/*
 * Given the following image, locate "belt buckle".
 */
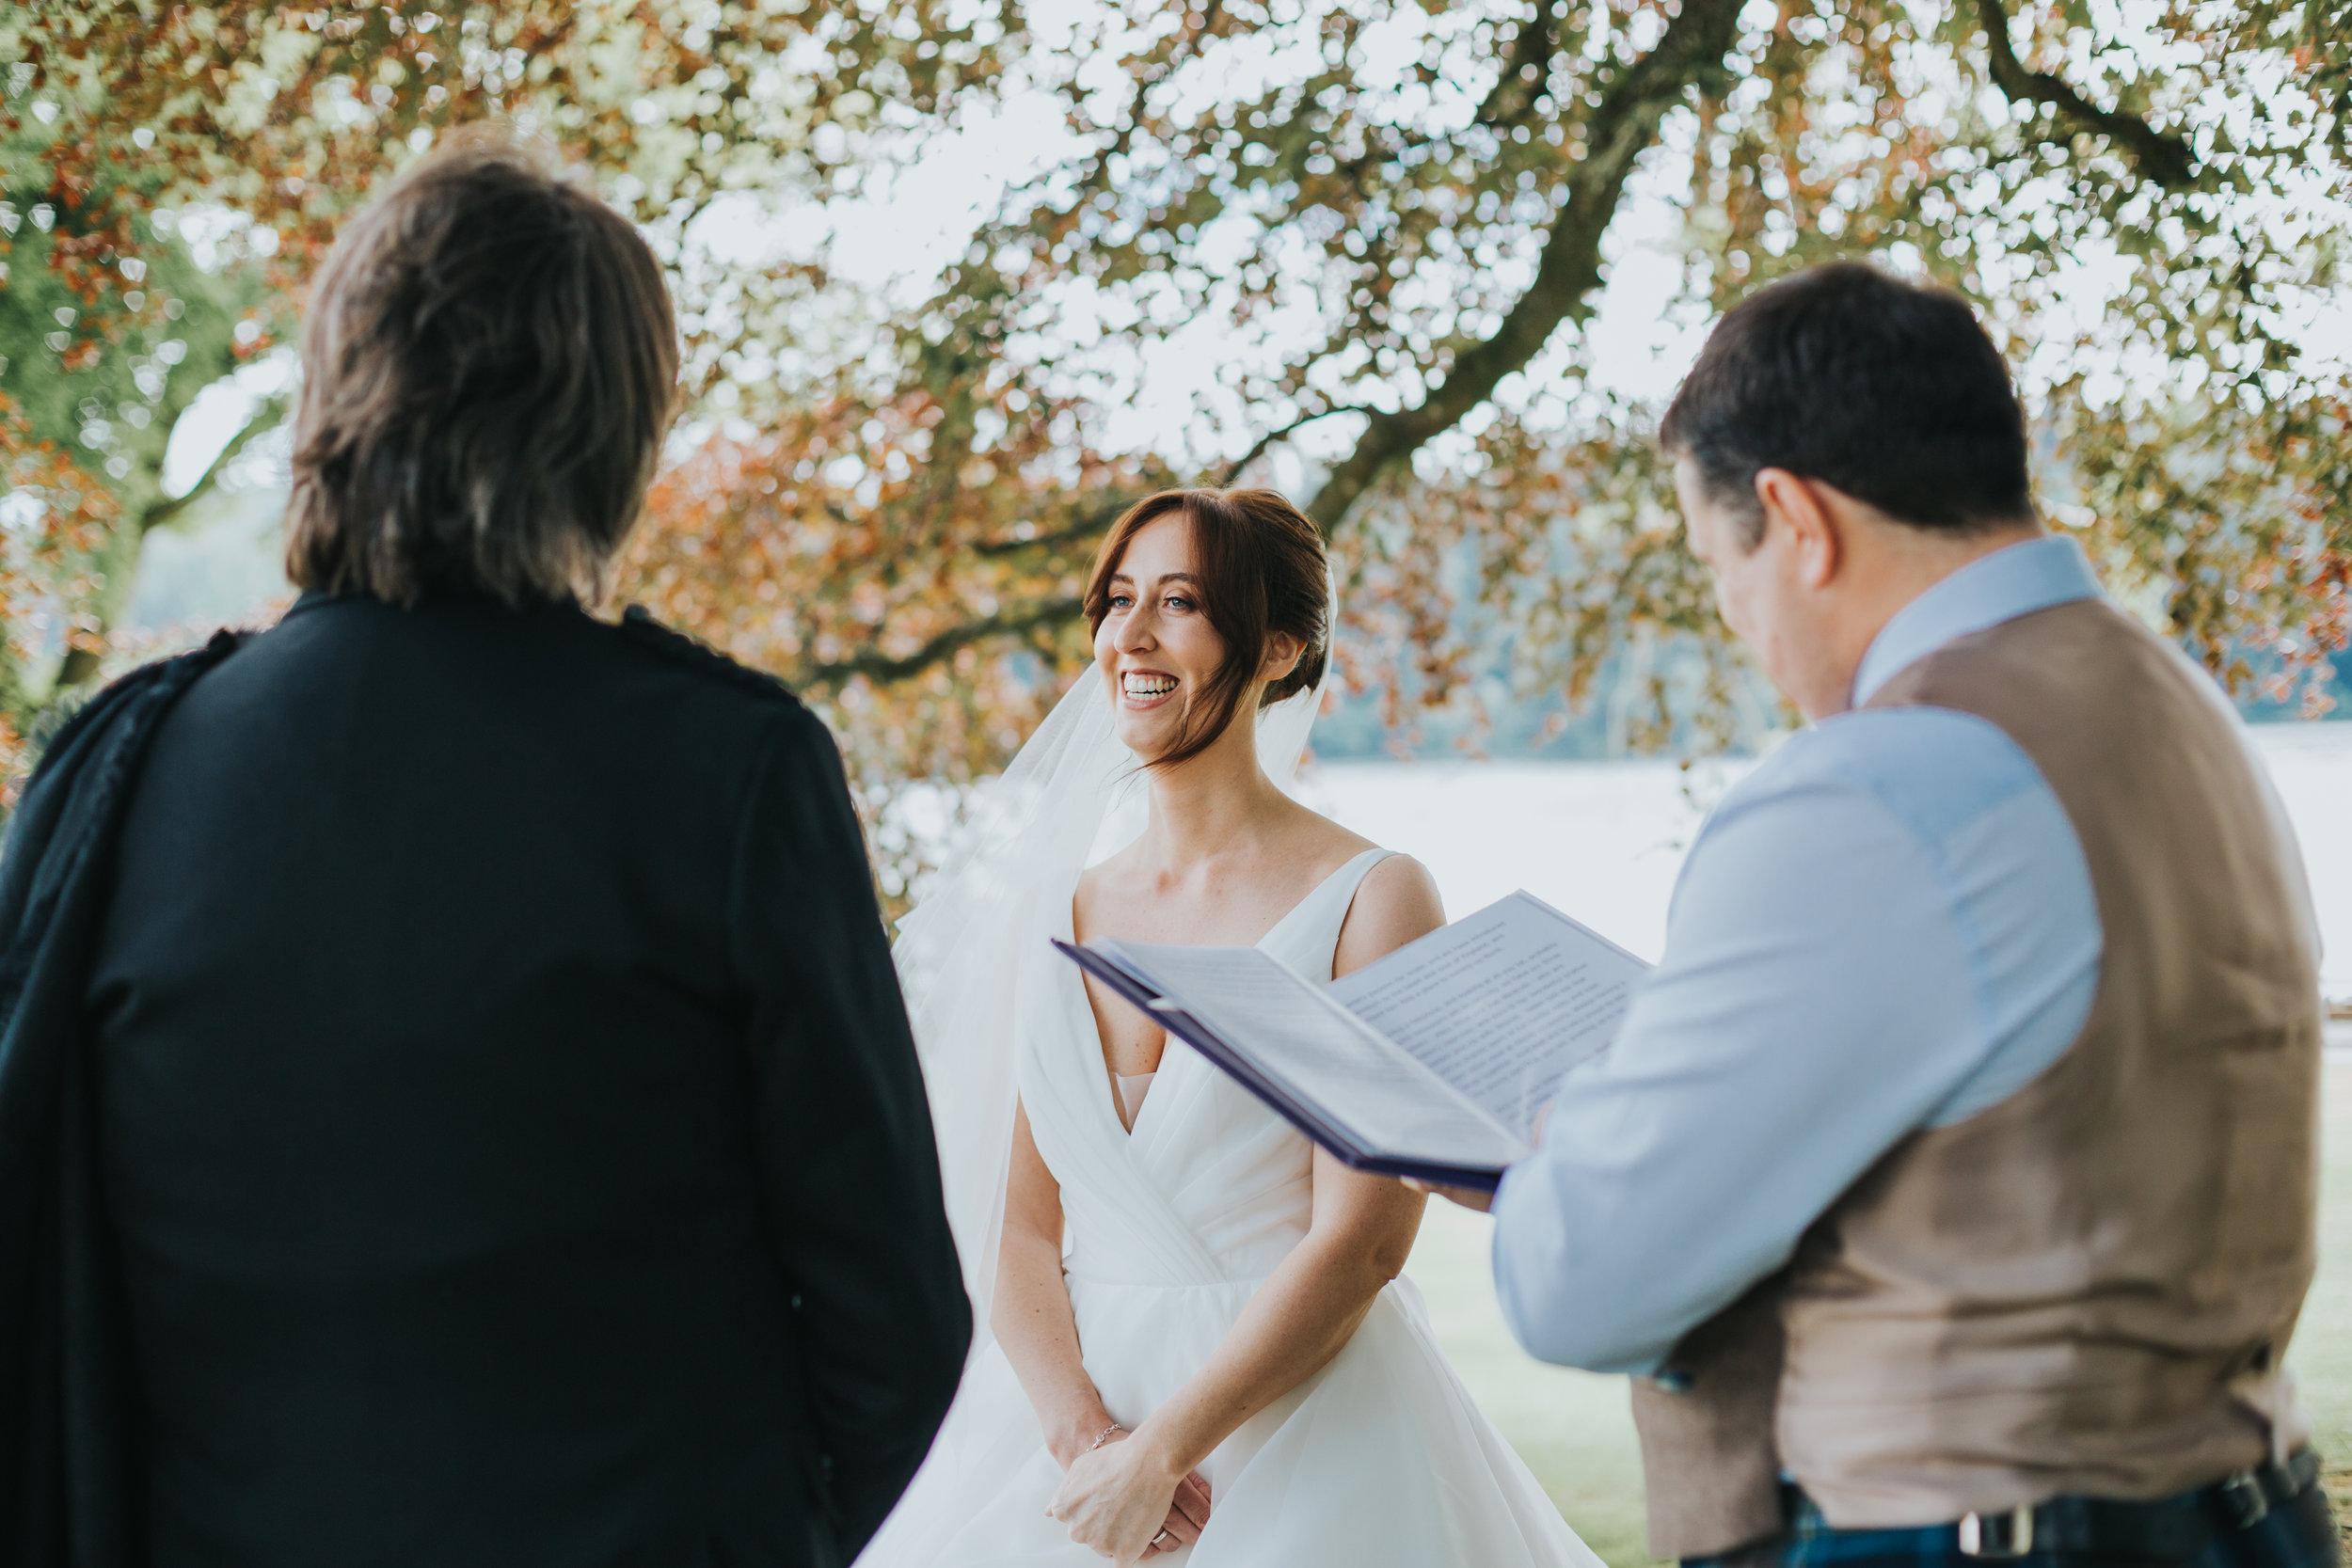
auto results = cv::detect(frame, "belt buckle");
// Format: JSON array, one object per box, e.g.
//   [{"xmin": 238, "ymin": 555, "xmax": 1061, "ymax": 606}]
[
  {"xmin": 2217, "ymin": 1471, "xmax": 2270, "ymax": 1528},
  {"xmin": 1958, "ymin": 1504, "xmax": 2036, "ymax": 1559}
]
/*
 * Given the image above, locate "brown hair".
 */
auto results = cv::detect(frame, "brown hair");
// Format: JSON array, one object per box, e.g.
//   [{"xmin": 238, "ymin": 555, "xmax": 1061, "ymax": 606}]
[
  {"xmin": 285, "ymin": 124, "xmax": 679, "ymax": 606},
  {"xmin": 1660, "ymin": 262, "xmax": 2032, "ymax": 548},
  {"xmin": 1083, "ymin": 487, "xmax": 1330, "ymax": 768}
]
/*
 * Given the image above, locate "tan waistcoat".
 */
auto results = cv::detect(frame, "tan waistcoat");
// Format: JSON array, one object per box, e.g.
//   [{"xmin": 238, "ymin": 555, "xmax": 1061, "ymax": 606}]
[{"xmin": 1630, "ymin": 597, "xmax": 2324, "ymax": 1560}]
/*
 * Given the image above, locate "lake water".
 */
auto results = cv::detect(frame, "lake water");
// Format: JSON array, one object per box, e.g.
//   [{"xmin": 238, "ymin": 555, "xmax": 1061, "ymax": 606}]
[{"xmin": 1297, "ymin": 721, "xmax": 2352, "ymax": 1026}]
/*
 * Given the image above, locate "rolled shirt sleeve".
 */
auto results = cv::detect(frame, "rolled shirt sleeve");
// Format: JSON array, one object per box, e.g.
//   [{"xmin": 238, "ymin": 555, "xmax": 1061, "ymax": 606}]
[{"xmin": 1490, "ymin": 707, "xmax": 2101, "ymax": 1374}]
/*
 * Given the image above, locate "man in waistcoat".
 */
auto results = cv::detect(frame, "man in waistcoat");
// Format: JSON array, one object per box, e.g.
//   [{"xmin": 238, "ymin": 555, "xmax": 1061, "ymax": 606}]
[{"xmin": 1460, "ymin": 263, "xmax": 2336, "ymax": 1566}]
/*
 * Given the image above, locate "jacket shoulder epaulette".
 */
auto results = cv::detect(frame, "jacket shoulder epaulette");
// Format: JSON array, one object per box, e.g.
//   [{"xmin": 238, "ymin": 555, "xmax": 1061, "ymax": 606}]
[{"xmin": 616, "ymin": 606, "xmax": 804, "ymax": 709}]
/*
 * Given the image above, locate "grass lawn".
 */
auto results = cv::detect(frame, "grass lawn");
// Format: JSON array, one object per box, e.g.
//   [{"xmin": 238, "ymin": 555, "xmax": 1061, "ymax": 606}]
[{"xmin": 1403, "ymin": 1060, "xmax": 2352, "ymax": 1565}]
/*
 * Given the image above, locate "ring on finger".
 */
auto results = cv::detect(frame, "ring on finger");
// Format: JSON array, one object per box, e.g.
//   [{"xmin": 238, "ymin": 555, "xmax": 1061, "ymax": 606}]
[{"xmin": 1152, "ymin": 1528, "xmax": 1175, "ymax": 1548}]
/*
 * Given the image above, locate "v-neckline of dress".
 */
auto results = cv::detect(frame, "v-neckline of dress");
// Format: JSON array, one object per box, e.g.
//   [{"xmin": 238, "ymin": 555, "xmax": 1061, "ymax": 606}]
[{"xmin": 1078, "ymin": 847, "xmax": 1389, "ymax": 1143}]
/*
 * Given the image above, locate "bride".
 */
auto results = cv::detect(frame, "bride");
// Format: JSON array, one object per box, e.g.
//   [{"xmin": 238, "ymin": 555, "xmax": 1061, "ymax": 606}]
[{"xmin": 860, "ymin": 488, "xmax": 1599, "ymax": 1568}]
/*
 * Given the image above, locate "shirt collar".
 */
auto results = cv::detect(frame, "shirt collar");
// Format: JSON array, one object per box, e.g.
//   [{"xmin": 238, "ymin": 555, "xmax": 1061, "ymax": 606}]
[{"xmin": 1851, "ymin": 534, "xmax": 2104, "ymax": 707}]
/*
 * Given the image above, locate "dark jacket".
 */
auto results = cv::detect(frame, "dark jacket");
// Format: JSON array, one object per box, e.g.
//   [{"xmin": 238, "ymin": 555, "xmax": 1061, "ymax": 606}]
[
  {"xmin": 0, "ymin": 629, "xmax": 247, "ymax": 1568},
  {"xmin": 65, "ymin": 593, "xmax": 965, "ymax": 1567}
]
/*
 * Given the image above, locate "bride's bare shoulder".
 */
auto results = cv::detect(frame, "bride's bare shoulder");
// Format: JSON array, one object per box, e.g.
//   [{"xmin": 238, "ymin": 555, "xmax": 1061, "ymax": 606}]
[
  {"xmin": 1072, "ymin": 838, "xmax": 1171, "ymax": 925},
  {"xmin": 1281, "ymin": 807, "xmax": 1433, "ymax": 910},
  {"xmin": 1285, "ymin": 801, "xmax": 1377, "ymax": 862},
  {"xmin": 1073, "ymin": 844, "xmax": 1140, "ymax": 907},
  {"xmin": 1331, "ymin": 850, "xmax": 1446, "ymax": 977}
]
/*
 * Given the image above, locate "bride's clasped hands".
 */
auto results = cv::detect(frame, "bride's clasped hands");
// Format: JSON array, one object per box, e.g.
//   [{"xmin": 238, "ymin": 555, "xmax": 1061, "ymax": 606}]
[{"xmin": 1044, "ymin": 1423, "xmax": 1211, "ymax": 1561}]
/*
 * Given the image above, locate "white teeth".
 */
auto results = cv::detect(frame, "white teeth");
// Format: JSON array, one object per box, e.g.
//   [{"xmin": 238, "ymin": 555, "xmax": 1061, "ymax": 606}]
[{"xmin": 1122, "ymin": 673, "xmax": 1177, "ymax": 698}]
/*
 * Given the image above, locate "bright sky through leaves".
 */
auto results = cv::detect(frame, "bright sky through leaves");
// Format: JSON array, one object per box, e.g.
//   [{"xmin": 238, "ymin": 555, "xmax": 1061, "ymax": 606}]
[{"xmin": 5, "ymin": 0, "xmax": 2347, "ymax": 890}]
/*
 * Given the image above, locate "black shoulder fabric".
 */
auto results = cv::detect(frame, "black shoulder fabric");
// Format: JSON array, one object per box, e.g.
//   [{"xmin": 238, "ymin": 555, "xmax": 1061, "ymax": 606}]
[
  {"xmin": 0, "ymin": 628, "xmax": 247, "ymax": 1568},
  {"xmin": 617, "ymin": 606, "xmax": 804, "ymax": 708}
]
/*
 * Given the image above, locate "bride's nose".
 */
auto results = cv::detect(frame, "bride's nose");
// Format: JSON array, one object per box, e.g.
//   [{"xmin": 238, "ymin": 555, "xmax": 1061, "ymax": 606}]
[{"xmin": 1117, "ymin": 609, "xmax": 1158, "ymax": 652}]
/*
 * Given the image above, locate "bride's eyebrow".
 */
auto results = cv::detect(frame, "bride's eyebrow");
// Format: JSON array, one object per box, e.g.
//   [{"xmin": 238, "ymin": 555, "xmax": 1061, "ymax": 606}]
[{"xmin": 1108, "ymin": 571, "xmax": 1200, "ymax": 588}]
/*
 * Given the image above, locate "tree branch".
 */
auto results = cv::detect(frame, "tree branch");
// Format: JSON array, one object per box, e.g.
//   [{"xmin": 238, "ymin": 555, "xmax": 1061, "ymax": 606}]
[
  {"xmin": 1975, "ymin": 0, "xmax": 2194, "ymax": 188},
  {"xmin": 50, "ymin": 391, "xmax": 294, "ymax": 694},
  {"xmin": 802, "ymin": 595, "xmax": 1085, "ymax": 687},
  {"xmin": 971, "ymin": 501, "xmax": 1130, "ymax": 558},
  {"xmin": 137, "ymin": 390, "xmax": 290, "ymax": 535},
  {"xmin": 1305, "ymin": 0, "xmax": 1742, "ymax": 535},
  {"xmin": 966, "ymin": 403, "xmax": 1375, "ymax": 563},
  {"xmin": 1474, "ymin": 0, "xmax": 1560, "ymax": 130},
  {"xmin": 802, "ymin": 0, "xmax": 1742, "ymax": 691},
  {"xmin": 1220, "ymin": 404, "xmax": 1376, "ymax": 485},
  {"xmin": 898, "ymin": 403, "xmax": 1381, "ymax": 683}
]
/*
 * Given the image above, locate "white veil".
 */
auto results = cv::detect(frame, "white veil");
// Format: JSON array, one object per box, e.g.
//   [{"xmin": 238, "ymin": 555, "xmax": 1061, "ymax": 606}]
[{"xmin": 891, "ymin": 668, "xmax": 1327, "ymax": 1333}]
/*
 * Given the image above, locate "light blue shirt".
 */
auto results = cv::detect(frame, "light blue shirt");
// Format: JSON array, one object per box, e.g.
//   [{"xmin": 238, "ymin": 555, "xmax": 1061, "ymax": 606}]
[{"xmin": 1490, "ymin": 536, "xmax": 2109, "ymax": 1374}]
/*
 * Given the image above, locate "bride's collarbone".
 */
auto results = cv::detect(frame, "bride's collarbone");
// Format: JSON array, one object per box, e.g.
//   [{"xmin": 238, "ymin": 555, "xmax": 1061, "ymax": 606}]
[
  {"xmin": 1074, "ymin": 841, "xmax": 1383, "ymax": 1084},
  {"xmin": 1072, "ymin": 841, "xmax": 1378, "ymax": 952}
]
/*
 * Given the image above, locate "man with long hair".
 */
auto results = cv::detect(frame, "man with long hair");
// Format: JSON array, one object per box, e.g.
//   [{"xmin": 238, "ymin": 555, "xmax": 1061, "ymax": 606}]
[{"xmin": 1, "ymin": 128, "xmax": 968, "ymax": 1567}]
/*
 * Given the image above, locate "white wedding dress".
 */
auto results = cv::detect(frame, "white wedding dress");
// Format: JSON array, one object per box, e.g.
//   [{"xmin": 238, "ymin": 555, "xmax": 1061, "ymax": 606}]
[{"xmin": 858, "ymin": 845, "xmax": 1602, "ymax": 1567}]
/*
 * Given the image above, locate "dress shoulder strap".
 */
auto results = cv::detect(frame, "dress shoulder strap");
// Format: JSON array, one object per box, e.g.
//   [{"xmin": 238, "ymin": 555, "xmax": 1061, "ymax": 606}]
[{"xmin": 1257, "ymin": 847, "xmax": 1396, "ymax": 984}]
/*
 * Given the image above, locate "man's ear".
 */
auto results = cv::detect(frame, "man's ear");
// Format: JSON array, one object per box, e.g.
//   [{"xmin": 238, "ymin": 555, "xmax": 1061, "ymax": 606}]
[{"xmin": 1752, "ymin": 467, "xmax": 1842, "ymax": 589}]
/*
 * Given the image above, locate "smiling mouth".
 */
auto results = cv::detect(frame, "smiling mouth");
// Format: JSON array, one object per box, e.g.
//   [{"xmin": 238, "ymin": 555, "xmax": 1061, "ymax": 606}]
[{"xmin": 1120, "ymin": 672, "xmax": 1179, "ymax": 706}]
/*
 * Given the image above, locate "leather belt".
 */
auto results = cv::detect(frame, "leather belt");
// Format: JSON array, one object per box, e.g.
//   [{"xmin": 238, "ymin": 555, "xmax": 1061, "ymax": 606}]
[{"xmin": 1955, "ymin": 1449, "xmax": 2324, "ymax": 1559}]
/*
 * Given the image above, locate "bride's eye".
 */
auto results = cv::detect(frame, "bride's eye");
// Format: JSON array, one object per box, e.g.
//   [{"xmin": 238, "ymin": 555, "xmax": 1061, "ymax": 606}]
[
  {"xmin": 1107, "ymin": 592, "xmax": 1135, "ymax": 610},
  {"xmin": 1165, "ymin": 594, "xmax": 1195, "ymax": 612}
]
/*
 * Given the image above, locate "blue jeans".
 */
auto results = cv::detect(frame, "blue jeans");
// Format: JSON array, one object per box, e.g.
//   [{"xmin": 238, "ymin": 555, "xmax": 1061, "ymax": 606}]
[{"xmin": 1687, "ymin": 1479, "xmax": 2341, "ymax": 1568}]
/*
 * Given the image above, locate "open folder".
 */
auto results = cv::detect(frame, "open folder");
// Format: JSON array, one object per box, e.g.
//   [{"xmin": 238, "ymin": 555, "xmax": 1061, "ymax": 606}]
[{"xmin": 1052, "ymin": 892, "xmax": 1649, "ymax": 1191}]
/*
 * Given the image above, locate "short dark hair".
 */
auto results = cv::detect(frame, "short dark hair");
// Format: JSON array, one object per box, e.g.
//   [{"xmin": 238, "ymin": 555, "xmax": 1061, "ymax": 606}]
[
  {"xmin": 286, "ymin": 125, "xmax": 679, "ymax": 606},
  {"xmin": 1659, "ymin": 262, "xmax": 2034, "ymax": 546},
  {"xmin": 1083, "ymin": 487, "xmax": 1330, "ymax": 769}
]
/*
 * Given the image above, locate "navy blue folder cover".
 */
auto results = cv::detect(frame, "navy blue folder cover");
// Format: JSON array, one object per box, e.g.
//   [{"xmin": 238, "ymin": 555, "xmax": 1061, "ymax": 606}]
[{"xmin": 1051, "ymin": 938, "xmax": 1506, "ymax": 1193}]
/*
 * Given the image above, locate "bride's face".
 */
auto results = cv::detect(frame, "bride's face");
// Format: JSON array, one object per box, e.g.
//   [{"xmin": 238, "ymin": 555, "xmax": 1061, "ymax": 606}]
[{"xmin": 1095, "ymin": 512, "xmax": 1227, "ymax": 758}]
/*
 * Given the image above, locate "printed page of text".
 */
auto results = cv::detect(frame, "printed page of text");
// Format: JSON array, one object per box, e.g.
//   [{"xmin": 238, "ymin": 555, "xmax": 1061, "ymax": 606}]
[
  {"xmin": 1104, "ymin": 942, "xmax": 1526, "ymax": 1172},
  {"xmin": 1327, "ymin": 893, "xmax": 1649, "ymax": 1141}
]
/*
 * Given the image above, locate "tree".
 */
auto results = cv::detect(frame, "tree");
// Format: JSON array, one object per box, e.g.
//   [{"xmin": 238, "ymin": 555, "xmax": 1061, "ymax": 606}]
[
  {"xmin": 0, "ymin": 0, "xmax": 1014, "ymax": 790},
  {"xmin": 612, "ymin": 0, "xmax": 2349, "ymax": 898},
  {"xmin": 1, "ymin": 56, "xmax": 277, "ymax": 788},
  {"xmin": 7, "ymin": 1, "xmax": 2349, "ymax": 868}
]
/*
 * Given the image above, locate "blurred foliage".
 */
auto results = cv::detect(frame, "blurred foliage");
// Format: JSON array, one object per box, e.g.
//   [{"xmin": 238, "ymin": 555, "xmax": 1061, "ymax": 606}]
[
  {"xmin": 2055, "ymin": 381, "xmax": 2350, "ymax": 713},
  {"xmin": 0, "ymin": 396, "xmax": 113, "ymax": 807},
  {"xmin": 0, "ymin": 0, "xmax": 1014, "ymax": 800},
  {"xmin": 623, "ymin": 0, "xmax": 2352, "ymax": 906},
  {"xmin": 1, "ymin": 1, "xmax": 2348, "ymax": 891},
  {"xmin": 0, "ymin": 67, "xmax": 265, "ymax": 796}
]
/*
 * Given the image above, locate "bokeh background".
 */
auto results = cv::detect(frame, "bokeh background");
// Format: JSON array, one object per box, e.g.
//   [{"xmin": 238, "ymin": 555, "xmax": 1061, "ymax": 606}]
[{"xmin": 5, "ymin": 1, "xmax": 2348, "ymax": 1556}]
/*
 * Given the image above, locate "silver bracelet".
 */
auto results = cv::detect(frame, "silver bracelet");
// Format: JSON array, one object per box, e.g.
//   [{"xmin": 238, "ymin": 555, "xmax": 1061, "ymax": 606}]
[{"xmin": 1089, "ymin": 1421, "xmax": 1124, "ymax": 1450}]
